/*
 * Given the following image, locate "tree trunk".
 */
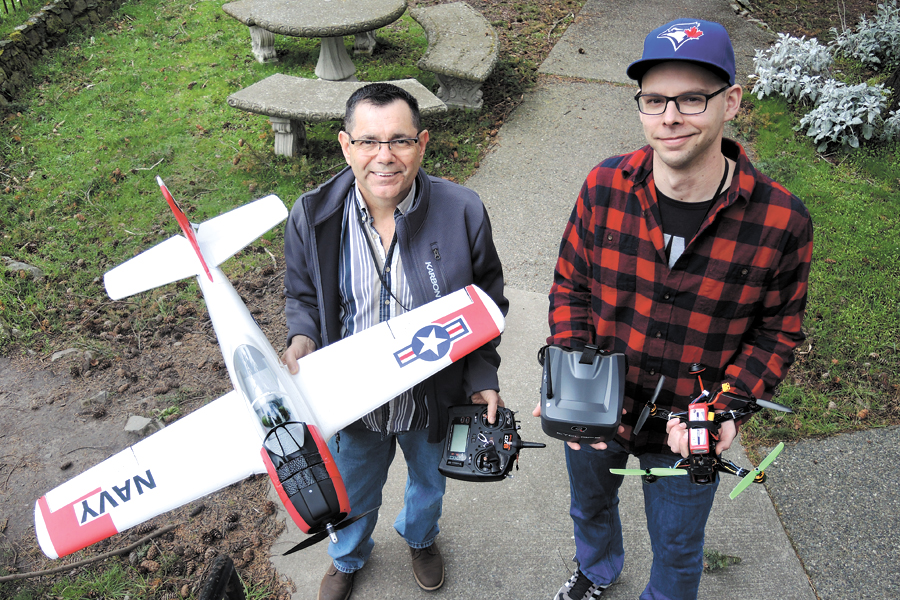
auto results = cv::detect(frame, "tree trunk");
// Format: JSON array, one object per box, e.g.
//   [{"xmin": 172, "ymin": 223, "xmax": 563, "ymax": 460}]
[{"xmin": 887, "ymin": 63, "xmax": 900, "ymax": 113}]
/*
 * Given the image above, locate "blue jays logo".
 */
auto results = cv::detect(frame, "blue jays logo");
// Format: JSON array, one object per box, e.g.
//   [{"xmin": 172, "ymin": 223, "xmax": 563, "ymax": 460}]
[
  {"xmin": 394, "ymin": 318, "xmax": 471, "ymax": 366},
  {"xmin": 657, "ymin": 22, "xmax": 704, "ymax": 51}
]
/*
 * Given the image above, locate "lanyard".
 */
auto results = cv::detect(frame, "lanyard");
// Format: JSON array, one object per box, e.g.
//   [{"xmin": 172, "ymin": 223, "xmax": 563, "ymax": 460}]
[{"xmin": 352, "ymin": 189, "xmax": 411, "ymax": 313}]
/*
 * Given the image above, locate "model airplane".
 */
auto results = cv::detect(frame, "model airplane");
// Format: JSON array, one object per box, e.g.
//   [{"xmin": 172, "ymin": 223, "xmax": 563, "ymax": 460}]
[
  {"xmin": 34, "ymin": 178, "xmax": 505, "ymax": 559},
  {"xmin": 613, "ymin": 364, "xmax": 790, "ymax": 499}
]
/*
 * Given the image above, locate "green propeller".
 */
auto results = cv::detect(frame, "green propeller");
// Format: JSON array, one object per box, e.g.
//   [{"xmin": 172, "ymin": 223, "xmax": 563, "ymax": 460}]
[
  {"xmin": 609, "ymin": 467, "xmax": 687, "ymax": 477},
  {"xmin": 729, "ymin": 442, "xmax": 785, "ymax": 499}
]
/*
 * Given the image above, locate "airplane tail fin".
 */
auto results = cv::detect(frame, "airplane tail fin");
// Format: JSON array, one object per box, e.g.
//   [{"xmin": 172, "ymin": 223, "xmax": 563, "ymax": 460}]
[{"xmin": 104, "ymin": 182, "xmax": 288, "ymax": 300}]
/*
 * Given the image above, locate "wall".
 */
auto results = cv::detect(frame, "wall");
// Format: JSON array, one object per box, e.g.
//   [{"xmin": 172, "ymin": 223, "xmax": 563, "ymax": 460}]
[{"xmin": 0, "ymin": 0, "xmax": 124, "ymax": 102}]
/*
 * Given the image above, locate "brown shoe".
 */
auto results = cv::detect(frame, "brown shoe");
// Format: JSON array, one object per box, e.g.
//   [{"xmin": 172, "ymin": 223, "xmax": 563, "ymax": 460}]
[
  {"xmin": 318, "ymin": 563, "xmax": 354, "ymax": 600},
  {"xmin": 409, "ymin": 542, "xmax": 444, "ymax": 591}
]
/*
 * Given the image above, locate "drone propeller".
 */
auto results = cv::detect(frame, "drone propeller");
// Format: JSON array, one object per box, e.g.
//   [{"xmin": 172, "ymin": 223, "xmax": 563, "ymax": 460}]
[
  {"xmin": 610, "ymin": 467, "xmax": 687, "ymax": 477},
  {"xmin": 754, "ymin": 398, "xmax": 793, "ymax": 413},
  {"xmin": 729, "ymin": 442, "xmax": 785, "ymax": 499},
  {"xmin": 282, "ymin": 505, "xmax": 381, "ymax": 555},
  {"xmin": 634, "ymin": 375, "xmax": 666, "ymax": 436},
  {"xmin": 717, "ymin": 388, "xmax": 793, "ymax": 414}
]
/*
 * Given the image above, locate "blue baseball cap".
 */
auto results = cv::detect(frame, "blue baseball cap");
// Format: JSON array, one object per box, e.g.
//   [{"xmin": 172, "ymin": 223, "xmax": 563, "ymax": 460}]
[{"xmin": 626, "ymin": 19, "xmax": 736, "ymax": 86}]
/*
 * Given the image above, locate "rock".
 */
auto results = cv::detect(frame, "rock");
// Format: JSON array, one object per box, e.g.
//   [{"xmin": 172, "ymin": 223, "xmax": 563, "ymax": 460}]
[
  {"xmin": 2, "ymin": 256, "xmax": 45, "ymax": 281},
  {"xmin": 124, "ymin": 415, "xmax": 164, "ymax": 436},
  {"xmin": 80, "ymin": 391, "xmax": 108, "ymax": 409},
  {"xmin": 51, "ymin": 348, "xmax": 81, "ymax": 362}
]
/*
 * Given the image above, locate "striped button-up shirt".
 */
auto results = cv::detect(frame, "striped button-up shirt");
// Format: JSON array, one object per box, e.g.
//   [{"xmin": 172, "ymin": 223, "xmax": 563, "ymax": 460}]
[
  {"xmin": 339, "ymin": 182, "xmax": 428, "ymax": 434},
  {"xmin": 548, "ymin": 140, "xmax": 813, "ymax": 455}
]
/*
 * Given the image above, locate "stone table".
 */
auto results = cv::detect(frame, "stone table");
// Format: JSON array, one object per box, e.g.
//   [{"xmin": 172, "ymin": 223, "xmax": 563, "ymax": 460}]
[{"xmin": 222, "ymin": 0, "xmax": 407, "ymax": 80}]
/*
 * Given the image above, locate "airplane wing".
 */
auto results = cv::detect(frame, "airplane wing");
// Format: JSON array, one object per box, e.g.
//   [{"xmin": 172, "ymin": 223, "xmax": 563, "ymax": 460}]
[
  {"xmin": 34, "ymin": 287, "xmax": 504, "ymax": 559},
  {"xmin": 34, "ymin": 391, "xmax": 264, "ymax": 560},
  {"xmin": 293, "ymin": 285, "xmax": 505, "ymax": 440}
]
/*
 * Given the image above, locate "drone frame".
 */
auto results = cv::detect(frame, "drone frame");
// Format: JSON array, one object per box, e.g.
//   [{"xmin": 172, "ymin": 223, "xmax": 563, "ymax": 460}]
[{"xmin": 614, "ymin": 365, "xmax": 790, "ymax": 498}]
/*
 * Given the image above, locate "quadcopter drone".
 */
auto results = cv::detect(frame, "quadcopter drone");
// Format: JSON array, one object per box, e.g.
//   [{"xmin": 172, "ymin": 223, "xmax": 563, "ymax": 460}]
[{"xmin": 611, "ymin": 364, "xmax": 790, "ymax": 499}]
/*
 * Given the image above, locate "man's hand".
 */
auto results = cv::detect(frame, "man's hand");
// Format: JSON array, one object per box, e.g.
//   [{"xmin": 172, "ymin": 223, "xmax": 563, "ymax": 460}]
[
  {"xmin": 666, "ymin": 415, "xmax": 739, "ymax": 458},
  {"xmin": 281, "ymin": 335, "xmax": 317, "ymax": 375},
  {"xmin": 532, "ymin": 403, "xmax": 624, "ymax": 451},
  {"xmin": 471, "ymin": 389, "xmax": 504, "ymax": 425}
]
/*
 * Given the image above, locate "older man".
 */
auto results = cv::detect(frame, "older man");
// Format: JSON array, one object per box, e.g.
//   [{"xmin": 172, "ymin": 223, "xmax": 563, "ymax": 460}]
[{"xmin": 282, "ymin": 82, "xmax": 507, "ymax": 600}]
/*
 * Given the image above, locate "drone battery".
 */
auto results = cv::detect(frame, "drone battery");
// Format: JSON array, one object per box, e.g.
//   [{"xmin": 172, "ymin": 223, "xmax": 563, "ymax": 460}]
[
  {"xmin": 688, "ymin": 404, "xmax": 710, "ymax": 454},
  {"xmin": 540, "ymin": 345, "xmax": 626, "ymax": 443}
]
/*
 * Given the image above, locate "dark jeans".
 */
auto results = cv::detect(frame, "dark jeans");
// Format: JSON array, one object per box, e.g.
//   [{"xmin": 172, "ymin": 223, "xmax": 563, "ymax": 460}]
[{"xmin": 565, "ymin": 440, "xmax": 719, "ymax": 600}]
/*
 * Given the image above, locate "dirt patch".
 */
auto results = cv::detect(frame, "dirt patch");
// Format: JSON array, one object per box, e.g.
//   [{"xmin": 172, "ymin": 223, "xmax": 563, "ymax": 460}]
[{"xmin": 0, "ymin": 261, "xmax": 296, "ymax": 598}]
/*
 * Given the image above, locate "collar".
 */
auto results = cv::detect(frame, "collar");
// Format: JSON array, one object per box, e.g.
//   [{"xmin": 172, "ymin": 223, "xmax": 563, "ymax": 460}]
[
  {"xmin": 623, "ymin": 139, "xmax": 754, "ymax": 208},
  {"xmin": 353, "ymin": 180, "xmax": 417, "ymax": 221}
]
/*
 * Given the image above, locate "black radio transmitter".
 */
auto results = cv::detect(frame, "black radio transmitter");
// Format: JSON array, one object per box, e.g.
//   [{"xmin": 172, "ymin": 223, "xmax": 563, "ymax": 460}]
[{"xmin": 438, "ymin": 405, "xmax": 545, "ymax": 482}]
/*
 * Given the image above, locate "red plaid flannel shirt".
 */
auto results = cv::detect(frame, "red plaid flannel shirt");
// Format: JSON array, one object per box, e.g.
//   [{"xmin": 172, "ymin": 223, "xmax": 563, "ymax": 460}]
[{"xmin": 548, "ymin": 140, "xmax": 813, "ymax": 455}]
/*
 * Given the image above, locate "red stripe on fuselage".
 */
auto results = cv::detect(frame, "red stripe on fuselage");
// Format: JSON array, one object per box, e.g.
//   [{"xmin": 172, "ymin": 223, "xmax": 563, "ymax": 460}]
[
  {"xmin": 262, "ymin": 447, "xmax": 311, "ymax": 532},
  {"xmin": 260, "ymin": 425, "xmax": 350, "ymax": 534},
  {"xmin": 308, "ymin": 425, "xmax": 350, "ymax": 515}
]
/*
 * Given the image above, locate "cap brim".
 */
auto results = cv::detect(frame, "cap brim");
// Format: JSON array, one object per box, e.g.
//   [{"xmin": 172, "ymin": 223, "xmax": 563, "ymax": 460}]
[{"xmin": 627, "ymin": 58, "xmax": 733, "ymax": 86}]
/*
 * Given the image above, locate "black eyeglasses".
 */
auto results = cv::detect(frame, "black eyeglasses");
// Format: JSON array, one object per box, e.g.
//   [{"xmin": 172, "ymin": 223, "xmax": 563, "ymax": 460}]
[
  {"xmin": 634, "ymin": 86, "xmax": 730, "ymax": 115},
  {"xmin": 347, "ymin": 135, "xmax": 421, "ymax": 154}
]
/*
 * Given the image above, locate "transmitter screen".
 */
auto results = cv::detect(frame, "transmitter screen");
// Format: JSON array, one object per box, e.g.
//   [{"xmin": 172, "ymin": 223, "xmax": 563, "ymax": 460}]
[{"xmin": 449, "ymin": 423, "xmax": 469, "ymax": 454}]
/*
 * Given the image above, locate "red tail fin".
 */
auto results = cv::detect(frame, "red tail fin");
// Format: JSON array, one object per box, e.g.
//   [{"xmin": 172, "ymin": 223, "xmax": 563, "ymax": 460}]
[{"xmin": 157, "ymin": 176, "xmax": 213, "ymax": 282}]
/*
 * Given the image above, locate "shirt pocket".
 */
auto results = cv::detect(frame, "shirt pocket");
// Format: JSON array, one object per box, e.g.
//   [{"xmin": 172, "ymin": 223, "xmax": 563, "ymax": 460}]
[
  {"xmin": 696, "ymin": 262, "xmax": 769, "ymax": 320},
  {"xmin": 596, "ymin": 227, "xmax": 639, "ymax": 293}
]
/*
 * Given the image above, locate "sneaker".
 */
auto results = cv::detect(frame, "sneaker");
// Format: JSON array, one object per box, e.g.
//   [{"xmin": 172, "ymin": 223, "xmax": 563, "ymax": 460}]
[
  {"xmin": 409, "ymin": 542, "xmax": 444, "ymax": 591},
  {"xmin": 554, "ymin": 568, "xmax": 607, "ymax": 600}
]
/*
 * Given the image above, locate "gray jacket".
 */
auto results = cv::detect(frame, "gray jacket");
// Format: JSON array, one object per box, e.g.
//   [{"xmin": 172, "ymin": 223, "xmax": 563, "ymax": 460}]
[{"xmin": 284, "ymin": 166, "xmax": 507, "ymax": 442}]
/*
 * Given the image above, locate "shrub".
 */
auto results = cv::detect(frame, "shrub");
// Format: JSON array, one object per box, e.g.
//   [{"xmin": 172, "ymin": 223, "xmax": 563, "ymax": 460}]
[
  {"xmin": 832, "ymin": 1, "xmax": 900, "ymax": 70},
  {"xmin": 881, "ymin": 109, "xmax": 900, "ymax": 140},
  {"xmin": 751, "ymin": 6, "xmax": 900, "ymax": 150},
  {"xmin": 797, "ymin": 80, "xmax": 888, "ymax": 150},
  {"xmin": 751, "ymin": 34, "xmax": 833, "ymax": 104}
]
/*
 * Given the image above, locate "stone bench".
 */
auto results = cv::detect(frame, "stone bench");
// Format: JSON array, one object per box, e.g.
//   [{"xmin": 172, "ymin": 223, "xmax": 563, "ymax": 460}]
[
  {"xmin": 409, "ymin": 2, "xmax": 499, "ymax": 110},
  {"xmin": 226, "ymin": 75, "xmax": 447, "ymax": 156}
]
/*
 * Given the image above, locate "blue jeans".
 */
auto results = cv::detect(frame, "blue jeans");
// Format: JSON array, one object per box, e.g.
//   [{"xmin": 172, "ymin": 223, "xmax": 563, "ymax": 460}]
[
  {"xmin": 326, "ymin": 426, "xmax": 446, "ymax": 573},
  {"xmin": 565, "ymin": 440, "xmax": 719, "ymax": 600}
]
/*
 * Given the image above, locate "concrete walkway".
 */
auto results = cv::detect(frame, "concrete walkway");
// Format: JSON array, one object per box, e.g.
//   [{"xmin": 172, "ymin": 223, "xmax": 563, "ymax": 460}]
[{"xmin": 270, "ymin": 1, "xmax": 899, "ymax": 598}]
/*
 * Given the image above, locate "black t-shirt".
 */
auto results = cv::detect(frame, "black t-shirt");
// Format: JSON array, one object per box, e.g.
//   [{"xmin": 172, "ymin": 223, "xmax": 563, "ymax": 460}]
[{"xmin": 657, "ymin": 189, "xmax": 715, "ymax": 268}]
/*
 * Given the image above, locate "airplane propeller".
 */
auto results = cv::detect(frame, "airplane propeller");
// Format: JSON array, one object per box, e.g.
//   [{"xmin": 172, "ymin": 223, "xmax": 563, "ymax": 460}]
[
  {"xmin": 282, "ymin": 505, "xmax": 381, "ymax": 555},
  {"xmin": 729, "ymin": 442, "xmax": 785, "ymax": 499}
]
